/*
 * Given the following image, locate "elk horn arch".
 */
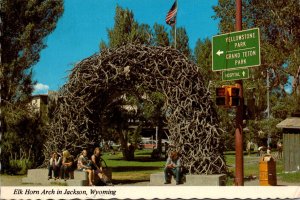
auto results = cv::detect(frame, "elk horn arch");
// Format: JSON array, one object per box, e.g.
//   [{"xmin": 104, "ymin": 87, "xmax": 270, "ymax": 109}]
[{"xmin": 44, "ymin": 44, "xmax": 227, "ymax": 174}]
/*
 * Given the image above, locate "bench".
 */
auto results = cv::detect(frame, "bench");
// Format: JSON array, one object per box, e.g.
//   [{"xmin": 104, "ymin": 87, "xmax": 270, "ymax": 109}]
[
  {"xmin": 150, "ymin": 172, "xmax": 226, "ymax": 186},
  {"xmin": 22, "ymin": 168, "xmax": 113, "ymax": 186},
  {"xmin": 22, "ymin": 168, "xmax": 88, "ymax": 186}
]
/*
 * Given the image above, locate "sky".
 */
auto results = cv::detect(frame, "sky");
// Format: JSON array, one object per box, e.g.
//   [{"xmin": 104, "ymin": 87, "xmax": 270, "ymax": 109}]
[{"xmin": 32, "ymin": 0, "xmax": 219, "ymax": 94}]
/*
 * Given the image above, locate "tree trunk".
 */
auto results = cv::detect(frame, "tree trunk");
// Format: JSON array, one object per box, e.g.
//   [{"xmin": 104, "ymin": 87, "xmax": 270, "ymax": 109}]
[{"xmin": 118, "ymin": 130, "xmax": 132, "ymax": 160}]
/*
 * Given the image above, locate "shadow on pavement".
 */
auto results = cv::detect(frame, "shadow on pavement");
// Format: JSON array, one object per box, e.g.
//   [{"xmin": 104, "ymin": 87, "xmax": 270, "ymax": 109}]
[
  {"xmin": 113, "ymin": 179, "xmax": 148, "ymax": 185},
  {"xmin": 112, "ymin": 166, "xmax": 162, "ymax": 172}
]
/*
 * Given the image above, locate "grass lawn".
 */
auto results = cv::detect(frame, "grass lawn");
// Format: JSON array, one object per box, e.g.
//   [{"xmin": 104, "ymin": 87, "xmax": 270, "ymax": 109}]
[
  {"xmin": 278, "ymin": 172, "xmax": 300, "ymax": 183},
  {"xmin": 224, "ymin": 151, "xmax": 300, "ymax": 185},
  {"xmin": 225, "ymin": 151, "xmax": 262, "ymax": 177},
  {"xmin": 102, "ymin": 149, "xmax": 165, "ymax": 184},
  {"xmin": 102, "ymin": 150, "xmax": 300, "ymax": 185},
  {"xmin": 2, "ymin": 149, "xmax": 298, "ymax": 186}
]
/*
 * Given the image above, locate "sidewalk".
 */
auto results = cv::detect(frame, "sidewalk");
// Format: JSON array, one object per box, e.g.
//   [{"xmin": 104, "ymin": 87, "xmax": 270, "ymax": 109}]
[
  {"xmin": 244, "ymin": 179, "xmax": 300, "ymax": 186},
  {"xmin": 1, "ymin": 174, "xmax": 300, "ymax": 186}
]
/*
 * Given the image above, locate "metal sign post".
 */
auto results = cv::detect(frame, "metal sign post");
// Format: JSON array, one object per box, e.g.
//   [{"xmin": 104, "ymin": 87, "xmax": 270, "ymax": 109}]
[{"xmin": 235, "ymin": 0, "xmax": 244, "ymax": 186}]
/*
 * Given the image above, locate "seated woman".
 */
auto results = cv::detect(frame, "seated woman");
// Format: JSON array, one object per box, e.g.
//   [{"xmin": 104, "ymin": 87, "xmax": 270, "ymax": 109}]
[
  {"xmin": 60, "ymin": 150, "xmax": 74, "ymax": 180},
  {"xmin": 48, "ymin": 151, "xmax": 61, "ymax": 180},
  {"xmin": 77, "ymin": 149, "xmax": 94, "ymax": 186},
  {"xmin": 164, "ymin": 151, "xmax": 182, "ymax": 185},
  {"xmin": 91, "ymin": 147, "xmax": 113, "ymax": 186}
]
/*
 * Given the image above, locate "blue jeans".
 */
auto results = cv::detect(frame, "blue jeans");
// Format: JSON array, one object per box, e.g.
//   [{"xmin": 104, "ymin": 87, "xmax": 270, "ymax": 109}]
[
  {"xmin": 164, "ymin": 167, "xmax": 180, "ymax": 183},
  {"xmin": 48, "ymin": 165, "xmax": 59, "ymax": 178}
]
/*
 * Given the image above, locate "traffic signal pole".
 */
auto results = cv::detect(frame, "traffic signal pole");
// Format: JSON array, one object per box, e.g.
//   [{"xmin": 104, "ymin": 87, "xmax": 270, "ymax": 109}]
[{"xmin": 235, "ymin": 0, "xmax": 244, "ymax": 186}]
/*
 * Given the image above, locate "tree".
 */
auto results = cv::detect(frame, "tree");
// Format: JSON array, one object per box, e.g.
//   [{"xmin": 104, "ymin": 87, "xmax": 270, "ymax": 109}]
[
  {"xmin": 213, "ymin": 0, "xmax": 300, "ymax": 115},
  {"xmin": 212, "ymin": 0, "xmax": 300, "ymax": 148},
  {"xmin": 1, "ymin": 0, "xmax": 63, "ymax": 172},
  {"xmin": 194, "ymin": 38, "xmax": 216, "ymax": 81},
  {"xmin": 100, "ymin": 5, "xmax": 152, "ymax": 50},
  {"xmin": 98, "ymin": 6, "xmax": 193, "ymax": 159},
  {"xmin": 98, "ymin": 6, "xmax": 155, "ymax": 160},
  {"xmin": 153, "ymin": 23, "xmax": 170, "ymax": 47},
  {"xmin": 171, "ymin": 27, "xmax": 191, "ymax": 57},
  {"xmin": 1, "ymin": 0, "xmax": 63, "ymax": 104}
]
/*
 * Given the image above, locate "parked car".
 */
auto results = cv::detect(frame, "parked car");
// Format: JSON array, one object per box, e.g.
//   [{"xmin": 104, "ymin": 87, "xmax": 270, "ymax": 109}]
[{"xmin": 139, "ymin": 140, "xmax": 156, "ymax": 149}]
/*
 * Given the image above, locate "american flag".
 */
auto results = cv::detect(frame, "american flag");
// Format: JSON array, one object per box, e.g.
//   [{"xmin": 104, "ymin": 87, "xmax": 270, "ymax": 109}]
[{"xmin": 165, "ymin": 1, "xmax": 177, "ymax": 26}]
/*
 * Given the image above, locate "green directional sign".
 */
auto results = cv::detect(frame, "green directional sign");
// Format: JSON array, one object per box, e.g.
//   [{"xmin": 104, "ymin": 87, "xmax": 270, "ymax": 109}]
[
  {"xmin": 212, "ymin": 28, "xmax": 260, "ymax": 71},
  {"xmin": 222, "ymin": 68, "xmax": 249, "ymax": 81}
]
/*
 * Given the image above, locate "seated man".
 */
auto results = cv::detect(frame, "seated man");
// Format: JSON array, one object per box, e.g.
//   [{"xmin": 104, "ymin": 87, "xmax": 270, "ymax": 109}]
[{"xmin": 164, "ymin": 151, "xmax": 182, "ymax": 185}]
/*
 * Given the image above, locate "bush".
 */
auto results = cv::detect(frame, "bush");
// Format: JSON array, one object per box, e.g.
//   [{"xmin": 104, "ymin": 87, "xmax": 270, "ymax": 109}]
[{"xmin": 8, "ymin": 159, "xmax": 32, "ymax": 175}]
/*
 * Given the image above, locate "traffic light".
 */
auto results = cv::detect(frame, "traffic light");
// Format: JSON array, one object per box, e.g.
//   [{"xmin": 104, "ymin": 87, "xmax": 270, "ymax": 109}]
[
  {"xmin": 228, "ymin": 87, "xmax": 240, "ymax": 106},
  {"xmin": 215, "ymin": 86, "xmax": 240, "ymax": 107},
  {"xmin": 216, "ymin": 87, "xmax": 227, "ymax": 106}
]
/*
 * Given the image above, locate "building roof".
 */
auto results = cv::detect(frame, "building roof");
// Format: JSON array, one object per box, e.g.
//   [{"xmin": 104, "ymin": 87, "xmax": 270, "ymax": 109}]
[
  {"xmin": 276, "ymin": 117, "xmax": 300, "ymax": 129},
  {"xmin": 31, "ymin": 94, "xmax": 48, "ymax": 99}
]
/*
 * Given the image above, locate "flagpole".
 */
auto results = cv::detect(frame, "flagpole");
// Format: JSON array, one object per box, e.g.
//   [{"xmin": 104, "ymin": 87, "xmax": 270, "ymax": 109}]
[
  {"xmin": 174, "ymin": 0, "xmax": 177, "ymax": 49},
  {"xmin": 174, "ymin": 23, "xmax": 177, "ymax": 49}
]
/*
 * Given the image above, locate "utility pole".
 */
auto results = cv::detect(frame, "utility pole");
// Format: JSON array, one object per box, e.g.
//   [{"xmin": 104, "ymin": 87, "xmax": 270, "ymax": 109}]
[
  {"xmin": 267, "ymin": 68, "xmax": 270, "ymax": 119},
  {"xmin": 235, "ymin": 0, "xmax": 244, "ymax": 186},
  {"xmin": 266, "ymin": 68, "xmax": 271, "ymax": 147}
]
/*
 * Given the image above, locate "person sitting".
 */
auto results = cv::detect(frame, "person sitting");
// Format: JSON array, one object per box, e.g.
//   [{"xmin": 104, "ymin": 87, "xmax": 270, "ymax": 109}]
[
  {"xmin": 128, "ymin": 143, "xmax": 135, "ymax": 160},
  {"xmin": 277, "ymin": 141, "xmax": 283, "ymax": 159},
  {"xmin": 267, "ymin": 147, "xmax": 271, "ymax": 155},
  {"xmin": 91, "ymin": 147, "xmax": 113, "ymax": 186},
  {"xmin": 48, "ymin": 151, "xmax": 61, "ymax": 180},
  {"xmin": 77, "ymin": 149, "xmax": 94, "ymax": 186},
  {"xmin": 258, "ymin": 146, "xmax": 266, "ymax": 157},
  {"xmin": 164, "ymin": 151, "xmax": 182, "ymax": 185},
  {"xmin": 60, "ymin": 150, "xmax": 74, "ymax": 181}
]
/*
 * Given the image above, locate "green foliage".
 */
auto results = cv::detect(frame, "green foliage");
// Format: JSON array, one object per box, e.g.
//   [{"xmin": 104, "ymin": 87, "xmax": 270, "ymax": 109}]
[
  {"xmin": 1, "ymin": 0, "xmax": 63, "ymax": 104},
  {"xmin": 98, "ymin": 6, "xmax": 192, "ymax": 158},
  {"xmin": 128, "ymin": 126, "xmax": 142, "ymax": 145},
  {"xmin": 1, "ymin": 0, "xmax": 63, "ymax": 172},
  {"xmin": 108, "ymin": 6, "xmax": 136, "ymax": 47},
  {"xmin": 251, "ymin": 118, "xmax": 282, "ymax": 146},
  {"xmin": 213, "ymin": 0, "xmax": 300, "ymax": 94},
  {"xmin": 1, "ymin": 104, "xmax": 49, "ymax": 172},
  {"xmin": 194, "ymin": 38, "xmax": 217, "ymax": 81},
  {"xmin": 171, "ymin": 27, "xmax": 191, "ymax": 57},
  {"xmin": 212, "ymin": 0, "xmax": 236, "ymax": 33},
  {"xmin": 8, "ymin": 159, "xmax": 32, "ymax": 175},
  {"xmin": 101, "ymin": 5, "xmax": 151, "ymax": 50},
  {"xmin": 271, "ymin": 95, "xmax": 294, "ymax": 119},
  {"xmin": 245, "ymin": 117, "xmax": 283, "ymax": 147},
  {"xmin": 153, "ymin": 23, "xmax": 169, "ymax": 47},
  {"xmin": 212, "ymin": 1, "xmax": 300, "ymax": 149},
  {"xmin": 217, "ymin": 108, "xmax": 235, "ymax": 150}
]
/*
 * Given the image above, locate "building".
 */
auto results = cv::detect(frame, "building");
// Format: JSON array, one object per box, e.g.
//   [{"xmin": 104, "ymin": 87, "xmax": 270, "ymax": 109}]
[
  {"xmin": 276, "ymin": 112, "xmax": 300, "ymax": 172},
  {"xmin": 30, "ymin": 94, "xmax": 48, "ymax": 117},
  {"xmin": 29, "ymin": 90, "xmax": 58, "ymax": 118}
]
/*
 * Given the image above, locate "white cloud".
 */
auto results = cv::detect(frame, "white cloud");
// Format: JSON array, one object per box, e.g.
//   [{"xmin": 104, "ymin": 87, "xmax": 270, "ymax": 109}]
[{"xmin": 33, "ymin": 83, "xmax": 49, "ymax": 94}]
